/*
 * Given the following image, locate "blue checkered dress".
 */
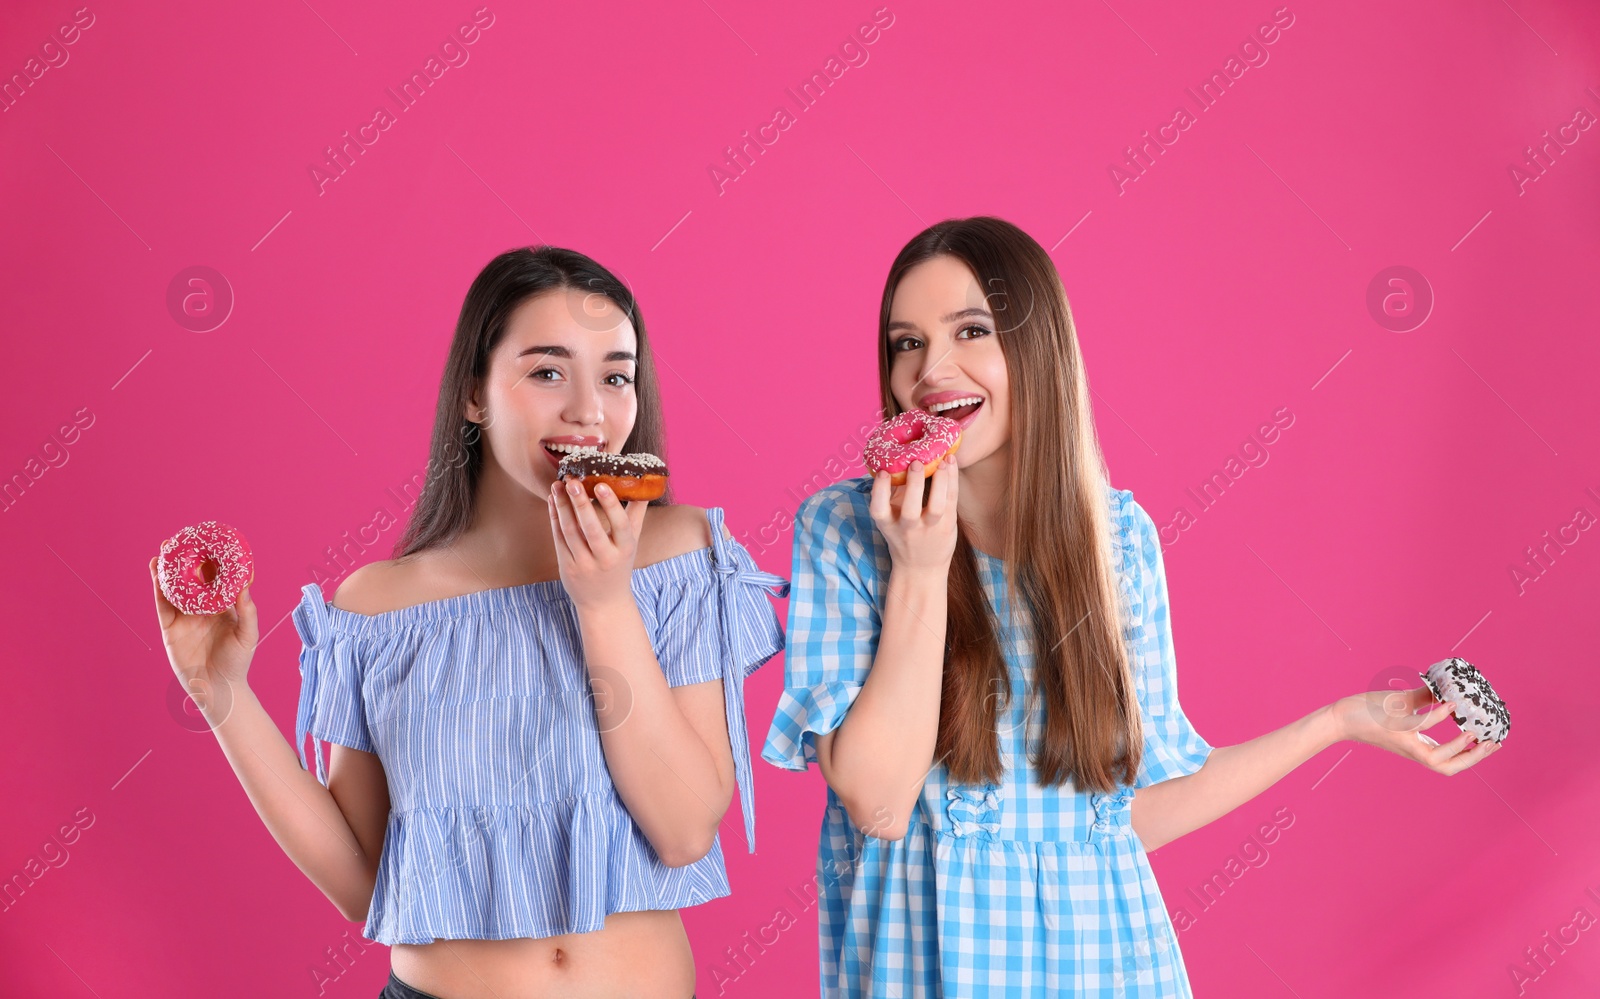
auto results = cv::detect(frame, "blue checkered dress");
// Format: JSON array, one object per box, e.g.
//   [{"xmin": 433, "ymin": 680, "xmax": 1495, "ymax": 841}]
[{"xmin": 760, "ymin": 478, "xmax": 1214, "ymax": 998}]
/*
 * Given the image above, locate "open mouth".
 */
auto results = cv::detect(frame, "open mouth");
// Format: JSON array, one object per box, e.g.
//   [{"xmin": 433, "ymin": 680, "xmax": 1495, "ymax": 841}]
[
  {"xmin": 923, "ymin": 396, "xmax": 984, "ymax": 424},
  {"xmin": 541, "ymin": 440, "xmax": 603, "ymax": 467}
]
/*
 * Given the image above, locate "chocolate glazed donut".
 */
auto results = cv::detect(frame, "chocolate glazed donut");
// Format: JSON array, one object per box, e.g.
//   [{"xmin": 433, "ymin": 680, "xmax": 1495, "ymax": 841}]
[{"xmin": 557, "ymin": 451, "xmax": 669, "ymax": 502}]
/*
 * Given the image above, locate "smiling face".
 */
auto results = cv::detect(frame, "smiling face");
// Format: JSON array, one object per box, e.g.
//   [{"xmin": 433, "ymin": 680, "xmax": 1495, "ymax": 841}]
[
  {"xmin": 885, "ymin": 254, "xmax": 1012, "ymax": 473},
  {"xmin": 467, "ymin": 287, "xmax": 640, "ymax": 498}
]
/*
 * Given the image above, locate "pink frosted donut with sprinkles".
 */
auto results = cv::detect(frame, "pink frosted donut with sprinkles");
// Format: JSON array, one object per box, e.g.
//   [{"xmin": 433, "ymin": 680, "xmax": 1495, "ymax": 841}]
[
  {"xmin": 863, "ymin": 410, "xmax": 963, "ymax": 486},
  {"xmin": 158, "ymin": 521, "xmax": 254, "ymax": 616}
]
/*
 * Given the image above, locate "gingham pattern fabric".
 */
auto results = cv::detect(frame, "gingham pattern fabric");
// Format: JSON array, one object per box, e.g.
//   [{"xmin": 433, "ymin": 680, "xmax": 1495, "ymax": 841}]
[
  {"xmin": 292, "ymin": 507, "xmax": 788, "ymax": 945},
  {"xmin": 760, "ymin": 479, "xmax": 1214, "ymax": 998}
]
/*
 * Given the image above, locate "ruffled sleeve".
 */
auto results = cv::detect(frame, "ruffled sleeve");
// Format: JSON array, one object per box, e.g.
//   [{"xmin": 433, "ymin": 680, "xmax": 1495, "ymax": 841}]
[
  {"xmin": 291, "ymin": 583, "xmax": 375, "ymax": 787},
  {"xmin": 760, "ymin": 481, "xmax": 881, "ymax": 775},
  {"xmin": 649, "ymin": 508, "xmax": 788, "ymax": 853},
  {"xmin": 1118, "ymin": 492, "xmax": 1215, "ymax": 788}
]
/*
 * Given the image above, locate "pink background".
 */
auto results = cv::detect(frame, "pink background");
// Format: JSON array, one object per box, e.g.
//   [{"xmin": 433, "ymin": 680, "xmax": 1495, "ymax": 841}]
[{"xmin": 3, "ymin": 0, "xmax": 1598, "ymax": 995}]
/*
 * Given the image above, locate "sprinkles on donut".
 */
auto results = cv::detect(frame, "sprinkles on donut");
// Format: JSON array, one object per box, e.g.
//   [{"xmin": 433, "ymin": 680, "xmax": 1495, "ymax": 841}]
[
  {"xmin": 558, "ymin": 450, "xmax": 669, "ymax": 503},
  {"xmin": 157, "ymin": 521, "xmax": 254, "ymax": 616},
  {"xmin": 863, "ymin": 410, "xmax": 963, "ymax": 486},
  {"xmin": 1420, "ymin": 656, "xmax": 1510, "ymax": 744}
]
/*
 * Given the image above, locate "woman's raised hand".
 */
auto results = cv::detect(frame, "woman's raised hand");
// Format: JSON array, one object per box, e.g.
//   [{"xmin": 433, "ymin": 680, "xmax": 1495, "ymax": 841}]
[
  {"xmin": 150, "ymin": 555, "xmax": 257, "ymax": 724},
  {"xmin": 869, "ymin": 454, "xmax": 960, "ymax": 574},
  {"xmin": 548, "ymin": 479, "xmax": 649, "ymax": 609},
  {"xmin": 1333, "ymin": 685, "xmax": 1502, "ymax": 776}
]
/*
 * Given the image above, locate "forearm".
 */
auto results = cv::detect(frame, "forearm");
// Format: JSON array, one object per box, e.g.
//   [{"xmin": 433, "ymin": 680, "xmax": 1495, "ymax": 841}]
[
  {"xmin": 207, "ymin": 682, "xmax": 374, "ymax": 919},
  {"xmin": 578, "ymin": 598, "xmax": 726, "ymax": 867},
  {"xmin": 824, "ymin": 569, "xmax": 947, "ymax": 838},
  {"xmin": 1131, "ymin": 702, "xmax": 1343, "ymax": 852}
]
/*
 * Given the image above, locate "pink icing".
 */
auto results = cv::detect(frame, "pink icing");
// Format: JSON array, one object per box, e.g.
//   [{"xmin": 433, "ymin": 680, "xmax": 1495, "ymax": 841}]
[
  {"xmin": 158, "ymin": 521, "xmax": 254, "ymax": 616},
  {"xmin": 863, "ymin": 411, "xmax": 962, "ymax": 475}
]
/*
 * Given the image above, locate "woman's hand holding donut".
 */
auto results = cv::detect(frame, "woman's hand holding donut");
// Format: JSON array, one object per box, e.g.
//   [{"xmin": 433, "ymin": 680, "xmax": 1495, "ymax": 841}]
[
  {"xmin": 869, "ymin": 452, "xmax": 960, "ymax": 574},
  {"xmin": 1333, "ymin": 686, "xmax": 1501, "ymax": 775},
  {"xmin": 549, "ymin": 478, "xmax": 649, "ymax": 610},
  {"xmin": 149, "ymin": 555, "xmax": 256, "ymax": 724}
]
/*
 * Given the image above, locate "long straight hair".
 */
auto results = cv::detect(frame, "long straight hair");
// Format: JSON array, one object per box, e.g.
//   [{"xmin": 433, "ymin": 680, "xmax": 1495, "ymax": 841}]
[
  {"xmin": 876, "ymin": 217, "xmax": 1143, "ymax": 792},
  {"xmin": 393, "ymin": 246, "xmax": 670, "ymax": 561}
]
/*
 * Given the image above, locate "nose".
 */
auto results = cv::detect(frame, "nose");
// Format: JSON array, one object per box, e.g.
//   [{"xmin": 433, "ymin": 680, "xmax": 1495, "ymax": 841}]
[
  {"xmin": 915, "ymin": 344, "xmax": 957, "ymax": 389},
  {"xmin": 561, "ymin": 379, "xmax": 604, "ymax": 428}
]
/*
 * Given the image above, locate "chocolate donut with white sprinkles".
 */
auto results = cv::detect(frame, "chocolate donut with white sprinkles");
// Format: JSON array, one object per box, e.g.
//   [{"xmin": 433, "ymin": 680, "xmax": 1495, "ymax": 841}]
[{"xmin": 557, "ymin": 451, "xmax": 669, "ymax": 502}]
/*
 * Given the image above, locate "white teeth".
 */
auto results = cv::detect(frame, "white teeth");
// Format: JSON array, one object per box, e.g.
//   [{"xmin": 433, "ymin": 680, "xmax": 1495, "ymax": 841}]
[
  {"xmin": 927, "ymin": 397, "xmax": 982, "ymax": 413},
  {"xmin": 545, "ymin": 443, "xmax": 601, "ymax": 454}
]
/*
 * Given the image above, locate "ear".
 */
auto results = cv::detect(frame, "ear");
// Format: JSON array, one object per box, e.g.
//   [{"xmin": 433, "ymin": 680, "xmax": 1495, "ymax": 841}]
[{"xmin": 464, "ymin": 382, "xmax": 484, "ymax": 424}]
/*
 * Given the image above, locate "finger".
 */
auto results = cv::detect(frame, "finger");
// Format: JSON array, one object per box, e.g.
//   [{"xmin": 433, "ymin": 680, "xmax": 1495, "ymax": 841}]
[
  {"xmin": 553, "ymin": 483, "xmax": 593, "ymax": 562},
  {"xmin": 558, "ymin": 483, "xmax": 599, "ymax": 563},
  {"xmin": 567, "ymin": 480, "xmax": 613, "ymax": 553},
  {"xmin": 1439, "ymin": 736, "xmax": 1497, "ymax": 776},
  {"xmin": 1419, "ymin": 699, "xmax": 1457, "ymax": 730},
  {"xmin": 1425, "ymin": 727, "xmax": 1475, "ymax": 768},
  {"xmin": 593, "ymin": 484, "xmax": 631, "ymax": 541},
  {"xmin": 626, "ymin": 498, "xmax": 648, "ymax": 538},
  {"xmin": 150, "ymin": 556, "xmax": 178, "ymax": 630},
  {"xmin": 235, "ymin": 577, "xmax": 259, "ymax": 645},
  {"xmin": 1402, "ymin": 685, "xmax": 1437, "ymax": 711},
  {"xmin": 869, "ymin": 470, "xmax": 892, "ymax": 524},
  {"xmin": 926, "ymin": 460, "xmax": 950, "ymax": 521},
  {"xmin": 900, "ymin": 461, "xmax": 927, "ymax": 522},
  {"xmin": 547, "ymin": 485, "xmax": 578, "ymax": 563}
]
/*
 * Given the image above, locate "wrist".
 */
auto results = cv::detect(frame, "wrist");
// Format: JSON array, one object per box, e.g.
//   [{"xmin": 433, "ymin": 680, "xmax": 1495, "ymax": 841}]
[
  {"xmin": 202, "ymin": 677, "xmax": 254, "ymax": 733},
  {"xmin": 888, "ymin": 564, "xmax": 949, "ymax": 592},
  {"xmin": 572, "ymin": 590, "xmax": 640, "ymax": 623},
  {"xmin": 1315, "ymin": 700, "xmax": 1347, "ymax": 748}
]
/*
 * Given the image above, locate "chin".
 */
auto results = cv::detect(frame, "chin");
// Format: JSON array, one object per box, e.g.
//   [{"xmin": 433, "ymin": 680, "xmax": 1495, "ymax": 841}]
[{"xmin": 955, "ymin": 439, "xmax": 1001, "ymax": 469}]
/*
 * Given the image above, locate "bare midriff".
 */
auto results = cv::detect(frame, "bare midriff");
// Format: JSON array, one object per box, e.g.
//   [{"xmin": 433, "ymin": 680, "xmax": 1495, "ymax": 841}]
[{"xmin": 390, "ymin": 910, "xmax": 695, "ymax": 999}]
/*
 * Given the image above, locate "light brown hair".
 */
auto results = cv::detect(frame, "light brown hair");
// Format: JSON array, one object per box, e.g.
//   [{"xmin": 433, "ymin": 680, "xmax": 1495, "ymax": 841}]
[{"xmin": 876, "ymin": 216, "xmax": 1142, "ymax": 792}]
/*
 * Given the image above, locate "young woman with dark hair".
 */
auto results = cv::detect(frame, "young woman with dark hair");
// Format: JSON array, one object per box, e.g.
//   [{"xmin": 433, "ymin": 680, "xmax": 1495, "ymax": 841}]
[
  {"xmin": 761, "ymin": 216, "xmax": 1499, "ymax": 997},
  {"xmin": 152, "ymin": 246, "xmax": 786, "ymax": 998}
]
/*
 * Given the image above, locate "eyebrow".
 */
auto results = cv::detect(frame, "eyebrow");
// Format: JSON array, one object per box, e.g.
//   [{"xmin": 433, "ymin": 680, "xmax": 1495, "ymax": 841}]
[
  {"xmin": 516, "ymin": 345, "xmax": 636, "ymax": 363},
  {"xmin": 886, "ymin": 307, "xmax": 994, "ymax": 334}
]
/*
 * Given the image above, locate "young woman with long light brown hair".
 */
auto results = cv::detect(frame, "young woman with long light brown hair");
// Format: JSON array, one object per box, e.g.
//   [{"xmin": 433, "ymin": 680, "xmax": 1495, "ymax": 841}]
[{"xmin": 761, "ymin": 216, "xmax": 1499, "ymax": 998}]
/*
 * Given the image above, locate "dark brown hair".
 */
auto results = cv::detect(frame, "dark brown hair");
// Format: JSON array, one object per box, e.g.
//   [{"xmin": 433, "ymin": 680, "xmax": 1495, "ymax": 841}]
[
  {"xmin": 876, "ymin": 216, "xmax": 1143, "ymax": 792},
  {"xmin": 393, "ymin": 246, "xmax": 670, "ymax": 560}
]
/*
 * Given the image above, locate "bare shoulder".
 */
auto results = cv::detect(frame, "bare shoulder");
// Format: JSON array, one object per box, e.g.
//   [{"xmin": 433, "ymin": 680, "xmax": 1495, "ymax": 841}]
[
  {"xmin": 330, "ymin": 557, "xmax": 429, "ymax": 615},
  {"xmin": 637, "ymin": 503, "xmax": 716, "ymax": 566}
]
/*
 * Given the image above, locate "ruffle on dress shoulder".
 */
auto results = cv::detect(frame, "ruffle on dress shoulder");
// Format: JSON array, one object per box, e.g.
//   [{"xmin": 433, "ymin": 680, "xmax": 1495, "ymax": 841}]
[
  {"xmin": 1111, "ymin": 487, "xmax": 1216, "ymax": 790},
  {"xmin": 648, "ymin": 508, "xmax": 788, "ymax": 853},
  {"xmin": 291, "ymin": 584, "xmax": 375, "ymax": 786}
]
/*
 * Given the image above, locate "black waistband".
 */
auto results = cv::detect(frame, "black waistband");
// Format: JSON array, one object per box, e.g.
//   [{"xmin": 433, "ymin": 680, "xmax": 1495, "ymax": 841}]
[{"xmin": 380, "ymin": 971, "xmax": 446, "ymax": 999}]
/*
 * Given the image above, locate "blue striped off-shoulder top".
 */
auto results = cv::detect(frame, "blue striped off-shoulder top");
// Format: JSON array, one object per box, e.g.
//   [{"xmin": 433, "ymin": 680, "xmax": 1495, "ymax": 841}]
[{"xmin": 289, "ymin": 506, "xmax": 789, "ymax": 946}]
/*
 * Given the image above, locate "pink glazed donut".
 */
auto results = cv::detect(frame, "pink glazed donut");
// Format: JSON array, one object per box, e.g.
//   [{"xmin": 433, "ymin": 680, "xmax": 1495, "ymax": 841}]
[
  {"xmin": 158, "ymin": 521, "xmax": 254, "ymax": 616},
  {"xmin": 863, "ymin": 411, "xmax": 963, "ymax": 486}
]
